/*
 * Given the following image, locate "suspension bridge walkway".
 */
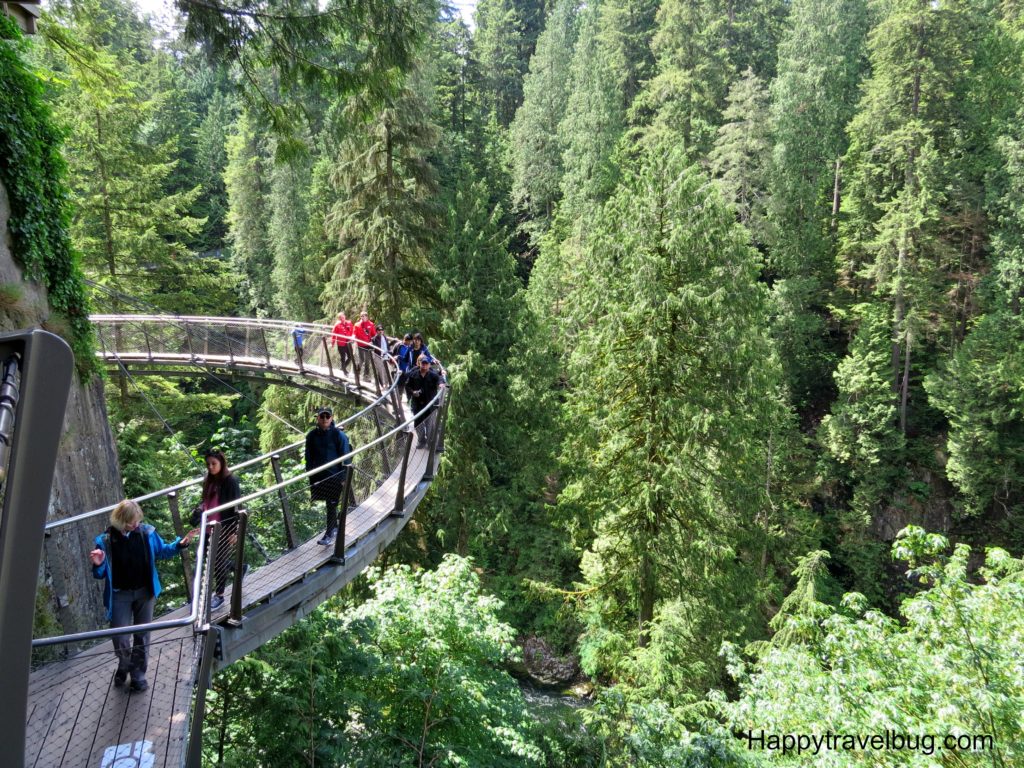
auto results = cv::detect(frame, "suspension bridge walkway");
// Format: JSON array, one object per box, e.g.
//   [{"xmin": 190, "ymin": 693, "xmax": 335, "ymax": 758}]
[{"xmin": 15, "ymin": 315, "xmax": 448, "ymax": 767}]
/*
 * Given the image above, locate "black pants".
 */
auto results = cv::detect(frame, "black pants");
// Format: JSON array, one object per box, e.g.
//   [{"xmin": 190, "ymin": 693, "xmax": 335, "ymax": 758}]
[{"xmin": 337, "ymin": 343, "xmax": 353, "ymax": 373}]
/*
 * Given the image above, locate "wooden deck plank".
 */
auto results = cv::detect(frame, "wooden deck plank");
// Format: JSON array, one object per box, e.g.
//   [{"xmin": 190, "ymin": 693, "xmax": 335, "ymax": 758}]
[
  {"xmin": 81, "ymin": 664, "xmax": 132, "ymax": 768},
  {"xmin": 101, "ymin": 639, "xmax": 170, "ymax": 766},
  {"xmin": 30, "ymin": 684, "xmax": 91, "ymax": 768},
  {"xmin": 164, "ymin": 636, "xmax": 199, "ymax": 767},
  {"xmin": 25, "ymin": 691, "xmax": 63, "ymax": 768}
]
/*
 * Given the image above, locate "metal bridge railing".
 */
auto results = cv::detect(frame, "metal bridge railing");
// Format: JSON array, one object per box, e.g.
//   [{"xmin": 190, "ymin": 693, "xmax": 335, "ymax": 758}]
[
  {"xmin": 32, "ymin": 315, "xmax": 445, "ymax": 654},
  {"xmin": 32, "ymin": 315, "xmax": 444, "ymax": 638},
  {"xmin": 90, "ymin": 314, "xmax": 399, "ymax": 401},
  {"xmin": 22, "ymin": 316, "xmax": 447, "ymax": 768}
]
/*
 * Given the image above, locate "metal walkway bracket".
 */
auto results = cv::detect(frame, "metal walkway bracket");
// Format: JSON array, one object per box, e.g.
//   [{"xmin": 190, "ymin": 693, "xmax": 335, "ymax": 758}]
[{"xmin": 0, "ymin": 330, "xmax": 74, "ymax": 768}]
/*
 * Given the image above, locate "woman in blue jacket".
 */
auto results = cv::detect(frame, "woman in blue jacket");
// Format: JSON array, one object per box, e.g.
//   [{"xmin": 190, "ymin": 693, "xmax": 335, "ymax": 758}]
[{"xmin": 89, "ymin": 499, "xmax": 194, "ymax": 692}]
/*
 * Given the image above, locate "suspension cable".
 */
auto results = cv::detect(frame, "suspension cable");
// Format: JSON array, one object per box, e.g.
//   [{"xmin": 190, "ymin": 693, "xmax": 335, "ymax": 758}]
[{"xmin": 110, "ymin": 353, "xmax": 204, "ymax": 473}]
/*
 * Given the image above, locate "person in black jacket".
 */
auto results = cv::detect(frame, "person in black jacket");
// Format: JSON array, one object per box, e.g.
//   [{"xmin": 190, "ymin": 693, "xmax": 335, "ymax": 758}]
[
  {"xmin": 405, "ymin": 355, "xmax": 442, "ymax": 448},
  {"xmin": 190, "ymin": 449, "xmax": 242, "ymax": 609},
  {"xmin": 89, "ymin": 500, "xmax": 194, "ymax": 692},
  {"xmin": 305, "ymin": 407, "xmax": 352, "ymax": 545}
]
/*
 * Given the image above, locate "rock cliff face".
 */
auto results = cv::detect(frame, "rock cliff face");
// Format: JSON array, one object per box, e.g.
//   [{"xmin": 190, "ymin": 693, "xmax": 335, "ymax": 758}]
[{"xmin": 1, "ymin": 178, "xmax": 123, "ymax": 635}]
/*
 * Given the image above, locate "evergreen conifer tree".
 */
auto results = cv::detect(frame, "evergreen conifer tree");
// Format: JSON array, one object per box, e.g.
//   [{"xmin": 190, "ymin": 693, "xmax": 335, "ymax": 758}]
[
  {"xmin": 768, "ymin": 0, "xmax": 870, "ymax": 413},
  {"xmin": 509, "ymin": 0, "xmax": 579, "ymax": 238},
  {"xmin": 708, "ymin": 68, "xmax": 772, "ymax": 247},
  {"xmin": 322, "ymin": 74, "xmax": 441, "ymax": 327},
  {"xmin": 562, "ymin": 145, "xmax": 791, "ymax": 696},
  {"xmin": 225, "ymin": 111, "xmax": 275, "ymax": 316}
]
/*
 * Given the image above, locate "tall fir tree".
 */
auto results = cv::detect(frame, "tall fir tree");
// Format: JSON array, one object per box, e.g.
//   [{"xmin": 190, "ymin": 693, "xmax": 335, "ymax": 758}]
[
  {"xmin": 41, "ymin": 0, "xmax": 233, "ymax": 313},
  {"xmin": 838, "ymin": 0, "xmax": 992, "ymax": 436},
  {"xmin": 225, "ymin": 110, "xmax": 275, "ymax": 316},
  {"xmin": 596, "ymin": 0, "xmax": 659, "ymax": 114},
  {"xmin": 322, "ymin": 73, "xmax": 441, "ymax": 327},
  {"xmin": 509, "ymin": 0, "xmax": 579, "ymax": 239},
  {"xmin": 268, "ymin": 144, "xmax": 321, "ymax": 321},
  {"xmin": 637, "ymin": 0, "xmax": 733, "ymax": 156},
  {"xmin": 561, "ymin": 144, "xmax": 793, "ymax": 700},
  {"xmin": 924, "ymin": 17, "xmax": 1024, "ymax": 528},
  {"xmin": 472, "ymin": 0, "xmax": 549, "ymax": 129},
  {"xmin": 555, "ymin": 0, "xmax": 625, "ymax": 225},
  {"xmin": 425, "ymin": 174, "xmax": 556, "ymax": 565},
  {"xmin": 708, "ymin": 67, "xmax": 772, "ymax": 247},
  {"xmin": 768, "ymin": 0, "xmax": 870, "ymax": 414}
]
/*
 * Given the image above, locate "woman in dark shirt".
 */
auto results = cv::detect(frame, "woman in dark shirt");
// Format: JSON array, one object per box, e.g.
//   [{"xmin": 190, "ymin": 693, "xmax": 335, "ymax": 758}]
[{"xmin": 191, "ymin": 449, "xmax": 242, "ymax": 609}]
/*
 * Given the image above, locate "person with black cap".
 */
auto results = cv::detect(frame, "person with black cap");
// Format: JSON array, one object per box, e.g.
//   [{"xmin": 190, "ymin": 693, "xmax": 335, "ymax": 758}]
[
  {"xmin": 405, "ymin": 354, "xmax": 442, "ymax": 448},
  {"xmin": 304, "ymin": 407, "xmax": 352, "ymax": 545}
]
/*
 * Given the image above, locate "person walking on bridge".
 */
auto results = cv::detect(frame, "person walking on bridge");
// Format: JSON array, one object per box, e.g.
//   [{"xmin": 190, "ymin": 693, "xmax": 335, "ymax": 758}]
[
  {"xmin": 305, "ymin": 407, "xmax": 352, "ymax": 546},
  {"xmin": 89, "ymin": 500, "xmax": 195, "ymax": 693},
  {"xmin": 404, "ymin": 332, "xmax": 432, "ymax": 376},
  {"xmin": 353, "ymin": 311, "xmax": 376, "ymax": 379},
  {"xmin": 405, "ymin": 355, "xmax": 442, "ymax": 449},
  {"xmin": 292, "ymin": 326, "xmax": 305, "ymax": 370},
  {"xmin": 189, "ymin": 449, "xmax": 242, "ymax": 610},
  {"xmin": 331, "ymin": 312, "xmax": 354, "ymax": 374},
  {"xmin": 392, "ymin": 333, "xmax": 413, "ymax": 385}
]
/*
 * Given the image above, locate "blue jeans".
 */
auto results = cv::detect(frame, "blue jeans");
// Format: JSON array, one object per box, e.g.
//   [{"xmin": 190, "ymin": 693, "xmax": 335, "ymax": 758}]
[{"xmin": 110, "ymin": 587, "xmax": 154, "ymax": 682}]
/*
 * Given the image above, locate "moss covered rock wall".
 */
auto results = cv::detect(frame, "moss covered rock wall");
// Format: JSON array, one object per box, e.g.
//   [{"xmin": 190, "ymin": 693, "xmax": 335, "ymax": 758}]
[{"xmin": 1, "ymin": 16, "xmax": 124, "ymax": 635}]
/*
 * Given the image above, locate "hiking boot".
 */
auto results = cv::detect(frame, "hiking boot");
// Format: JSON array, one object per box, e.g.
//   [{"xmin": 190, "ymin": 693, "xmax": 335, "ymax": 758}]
[
  {"xmin": 317, "ymin": 528, "xmax": 338, "ymax": 546},
  {"xmin": 130, "ymin": 678, "xmax": 149, "ymax": 693},
  {"xmin": 114, "ymin": 670, "xmax": 128, "ymax": 688},
  {"xmin": 210, "ymin": 594, "xmax": 225, "ymax": 610}
]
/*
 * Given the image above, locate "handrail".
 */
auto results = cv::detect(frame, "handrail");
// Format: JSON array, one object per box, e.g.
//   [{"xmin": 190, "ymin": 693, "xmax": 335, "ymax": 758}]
[
  {"xmin": 32, "ymin": 314, "xmax": 445, "ymax": 648},
  {"xmin": 45, "ymin": 317, "xmax": 403, "ymax": 532},
  {"xmin": 31, "ymin": 384, "xmax": 443, "ymax": 648},
  {"xmin": 32, "ymin": 518, "xmax": 213, "ymax": 647}
]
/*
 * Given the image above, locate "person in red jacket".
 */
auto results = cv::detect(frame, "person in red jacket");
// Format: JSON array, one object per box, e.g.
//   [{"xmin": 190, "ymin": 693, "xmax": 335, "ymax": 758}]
[
  {"xmin": 353, "ymin": 311, "xmax": 377, "ymax": 379},
  {"xmin": 331, "ymin": 312, "xmax": 354, "ymax": 374}
]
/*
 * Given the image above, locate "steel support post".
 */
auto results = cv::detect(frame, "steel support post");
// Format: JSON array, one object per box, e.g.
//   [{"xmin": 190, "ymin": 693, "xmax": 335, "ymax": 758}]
[
  {"xmin": 270, "ymin": 453, "xmax": 297, "ymax": 549},
  {"xmin": 392, "ymin": 432, "xmax": 412, "ymax": 516},
  {"xmin": 331, "ymin": 467, "xmax": 353, "ymax": 564},
  {"xmin": 0, "ymin": 332, "xmax": 73, "ymax": 768},
  {"xmin": 322, "ymin": 335, "xmax": 334, "ymax": 379},
  {"xmin": 350, "ymin": 342, "xmax": 362, "ymax": 390},
  {"xmin": 185, "ymin": 626, "xmax": 221, "ymax": 768},
  {"xmin": 228, "ymin": 512, "xmax": 248, "ymax": 626},
  {"xmin": 424, "ymin": 391, "xmax": 445, "ymax": 481},
  {"xmin": 168, "ymin": 491, "xmax": 195, "ymax": 602}
]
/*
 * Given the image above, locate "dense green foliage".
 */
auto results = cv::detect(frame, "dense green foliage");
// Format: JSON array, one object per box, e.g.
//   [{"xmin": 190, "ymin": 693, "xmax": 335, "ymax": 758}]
[
  {"xmin": 720, "ymin": 529, "xmax": 1024, "ymax": 765},
  {"xmin": 202, "ymin": 556, "xmax": 543, "ymax": 767},
  {"xmin": 0, "ymin": 14, "xmax": 93, "ymax": 371},
  {"xmin": 12, "ymin": 0, "xmax": 1024, "ymax": 762},
  {"xmin": 560, "ymin": 144, "xmax": 795, "ymax": 702}
]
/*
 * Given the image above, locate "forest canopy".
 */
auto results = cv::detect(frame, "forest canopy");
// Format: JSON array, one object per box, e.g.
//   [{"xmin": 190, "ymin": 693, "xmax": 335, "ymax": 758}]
[{"xmin": 5, "ymin": 0, "xmax": 1024, "ymax": 763}]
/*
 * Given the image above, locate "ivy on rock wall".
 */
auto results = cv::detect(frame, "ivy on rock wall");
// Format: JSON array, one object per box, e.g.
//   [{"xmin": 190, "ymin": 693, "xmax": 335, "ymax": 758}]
[{"xmin": 0, "ymin": 15, "xmax": 93, "ymax": 373}]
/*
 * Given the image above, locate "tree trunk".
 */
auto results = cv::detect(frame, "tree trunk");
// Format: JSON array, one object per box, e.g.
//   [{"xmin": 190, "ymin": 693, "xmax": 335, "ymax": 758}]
[
  {"xmin": 900, "ymin": 329, "xmax": 911, "ymax": 435},
  {"xmin": 637, "ymin": 547, "xmax": 655, "ymax": 648},
  {"xmin": 831, "ymin": 157, "xmax": 841, "ymax": 234}
]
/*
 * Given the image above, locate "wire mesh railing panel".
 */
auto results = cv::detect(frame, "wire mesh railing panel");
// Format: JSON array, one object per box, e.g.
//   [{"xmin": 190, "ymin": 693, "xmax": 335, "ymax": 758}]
[
  {"xmin": 35, "ymin": 316, "xmax": 435, "ymax": 652},
  {"xmin": 26, "ymin": 633, "xmax": 203, "ymax": 768}
]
